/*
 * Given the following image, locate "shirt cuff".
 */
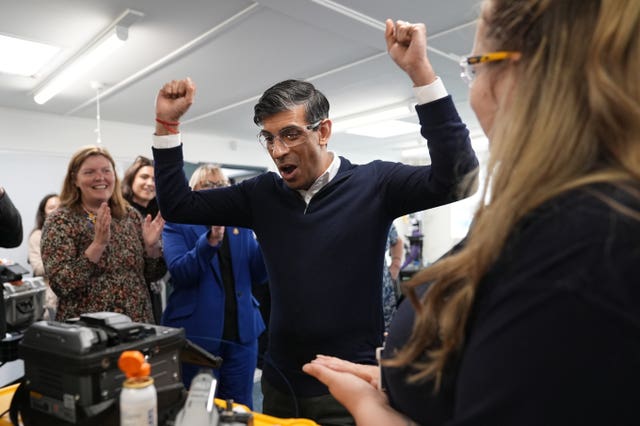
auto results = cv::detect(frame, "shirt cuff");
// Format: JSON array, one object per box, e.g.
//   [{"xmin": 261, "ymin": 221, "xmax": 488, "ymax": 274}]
[
  {"xmin": 152, "ymin": 133, "xmax": 181, "ymax": 149},
  {"xmin": 413, "ymin": 77, "xmax": 448, "ymax": 105}
]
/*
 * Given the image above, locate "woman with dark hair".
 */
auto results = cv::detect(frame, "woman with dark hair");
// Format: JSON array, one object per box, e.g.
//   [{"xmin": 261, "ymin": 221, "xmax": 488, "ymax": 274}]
[
  {"xmin": 121, "ymin": 155, "xmax": 159, "ymax": 219},
  {"xmin": 122, "ymin": 155, "xmax": 166, "ymax": 323},
  {"xmin": 41, "ymin": 146, "xmax": 166, "ymax": 322},
  {"xmin": 304, "ymin": 2, "xmax": 640, "ymax": 425},
  {"xmin": 28, "ymin": 193, "xmax": 59, "ymax": 277},
  {"xmin": 28, "ymin": 193, "xmax": 60, "ymax": 318}
]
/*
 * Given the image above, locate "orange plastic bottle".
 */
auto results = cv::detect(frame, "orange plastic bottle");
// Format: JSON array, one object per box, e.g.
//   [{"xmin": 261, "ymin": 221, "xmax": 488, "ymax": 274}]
[{"xmin": 118, "ymin": 350, "xmax": 157, "ymax": 426}]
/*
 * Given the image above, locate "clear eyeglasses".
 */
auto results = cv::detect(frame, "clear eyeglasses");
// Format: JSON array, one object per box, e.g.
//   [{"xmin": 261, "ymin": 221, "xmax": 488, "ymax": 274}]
[
  {"xmin": 257, "ymin": 121, "xmax": 323, "ymax": 151},
  {"xmin": 199, "ymin": 180, "xmax": 228, "ymax": 189},
  {"xmin": 459, "ymin": 51, "xmax": 520, "ymax": 86}
]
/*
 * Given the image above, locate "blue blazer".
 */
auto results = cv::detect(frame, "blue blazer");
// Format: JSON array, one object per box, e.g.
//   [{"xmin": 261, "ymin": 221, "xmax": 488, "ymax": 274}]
[{"xmin": 161, "ymin": 222, "xmax": 267, "ymax": 350}]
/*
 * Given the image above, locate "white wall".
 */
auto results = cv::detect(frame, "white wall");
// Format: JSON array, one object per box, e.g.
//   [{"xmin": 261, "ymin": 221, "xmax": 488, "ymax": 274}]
[
  {"xmin": 394, "ymin": 199, "xmax": 475, "ymax": 268},
  {"xmin": 0, "ymin": 106, "xmax": 272, "ymax": 167},
  {"xmin": 0, "ymin": 106, "xmax": 272, "ymax": 268}
]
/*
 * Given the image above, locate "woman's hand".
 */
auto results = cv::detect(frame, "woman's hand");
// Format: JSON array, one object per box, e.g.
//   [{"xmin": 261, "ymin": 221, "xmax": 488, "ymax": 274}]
[
  {"xmin": 85, "ymin": 202, "xmax": 111, "ymax": 263},
  {"xmin": 143, "ymin": 212, "xmax": 165, "ymax": 257},
  {"xmin": 303, "ymin": 355, "xmax": 385, "ymax": 412},
  {"xmin": 308, "ymin": 355, "xmax": 381, "ymax": 389},
  {"xmin": 303, "ymin": 355, "xmax": 411, "ymax": 425},
  {"xmin": 208, "ymin": 225, "xmax": 225, "ymax": 246},
  {"xmin": 93, "ymin": 202, "xmax": 111, "ymax": 246},
  {"xmin": 390, "ymin": 263, "xmax": 401, "ymax": 281}
]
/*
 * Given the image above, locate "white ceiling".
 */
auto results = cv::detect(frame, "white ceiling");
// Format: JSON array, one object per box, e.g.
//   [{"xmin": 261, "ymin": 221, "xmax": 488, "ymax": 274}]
[{"xmin": 0, "ymin": 0, "xmax": 482, "ymax": 160}]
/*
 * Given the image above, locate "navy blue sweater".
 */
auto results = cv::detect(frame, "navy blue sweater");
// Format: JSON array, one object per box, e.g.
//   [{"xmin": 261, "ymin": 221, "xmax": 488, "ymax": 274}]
[{"xmin": 153, "ymin": 95, "xmax": 478, "ymax": 397}]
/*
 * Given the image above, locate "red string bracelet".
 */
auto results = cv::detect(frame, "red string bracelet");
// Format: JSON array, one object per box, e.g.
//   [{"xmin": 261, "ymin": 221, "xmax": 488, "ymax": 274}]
[
  {"xmin": 156, "ymin": 118, "xmax": 179, "ymax": 126},
  {"xmin": 156, "ymin": 117, "xmax": 180, "ymax": 134}
]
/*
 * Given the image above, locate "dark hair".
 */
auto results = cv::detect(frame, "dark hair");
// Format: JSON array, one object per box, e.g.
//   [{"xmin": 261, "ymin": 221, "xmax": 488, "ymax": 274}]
[
  {"xmin": 122, "ymin": 156, "xmax": 154, "ymax": 201},
  {"xmin": 34, "ymin": 193, "xmax": 58, "ymax": 231},
  {"xmin": 253, "ymin": 79, "xmax": 330, "ymax": 126}
]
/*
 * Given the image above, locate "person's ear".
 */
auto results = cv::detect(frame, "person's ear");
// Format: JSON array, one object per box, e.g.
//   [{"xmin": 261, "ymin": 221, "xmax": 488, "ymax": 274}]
[{"xmin": 318, "ymin": 119, "xmax": 332, "ymax": 146}]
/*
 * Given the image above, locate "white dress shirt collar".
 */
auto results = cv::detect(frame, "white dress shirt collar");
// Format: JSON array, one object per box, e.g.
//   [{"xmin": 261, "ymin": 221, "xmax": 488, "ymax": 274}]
[{"xmin": 297, "ymin": 152, "xmax": 341, "ymax": 205}]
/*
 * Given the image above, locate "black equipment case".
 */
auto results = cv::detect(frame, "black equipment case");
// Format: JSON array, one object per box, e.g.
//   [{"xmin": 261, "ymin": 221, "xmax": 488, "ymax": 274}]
[
  {"xmin": 1, "ymin": 277, "xmax": 47, "ymax": 362},
  {"xmin": 14, "ymin": 312, "xmax": 188, "ymax": 425},
  {"xmin": 2, "ymin": 277, "xmax": 46, "ymax": 334}
]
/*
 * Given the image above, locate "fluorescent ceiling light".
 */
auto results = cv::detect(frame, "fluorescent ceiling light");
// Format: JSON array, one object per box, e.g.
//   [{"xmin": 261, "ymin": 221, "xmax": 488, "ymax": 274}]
[
  {"xmin": 346, "ymin": 120, "xmax": 420, "ymax": 138},
  {"xmin": 33, "ymin": 9, "xmax": 143, "ymax": 105},
  {"xmin": 34, "ymin": 29, "xmax": 125, "ymax": 104},
  {"xmin": 333, "ymin": 103, "xmax": 415, "ymax": 133},
  {"xmin": 0, "ymin": 34, "xmax": 60, "ymax": 77}
]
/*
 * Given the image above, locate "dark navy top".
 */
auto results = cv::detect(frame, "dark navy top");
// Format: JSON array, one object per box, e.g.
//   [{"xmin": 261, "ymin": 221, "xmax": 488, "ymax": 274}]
[
  {"xmin": 382, "ymin": 184, "xmax": 640, "ymax": 425},
  {"xmin": 153, "ymin": 96, "xmax": 479, "ymax": 397}
]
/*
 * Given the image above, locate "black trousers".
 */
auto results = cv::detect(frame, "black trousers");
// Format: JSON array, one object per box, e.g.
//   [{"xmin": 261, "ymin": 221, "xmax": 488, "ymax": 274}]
[{"xmin": 261, "ymin": 376, "xmax": 355, "ymax": 426}]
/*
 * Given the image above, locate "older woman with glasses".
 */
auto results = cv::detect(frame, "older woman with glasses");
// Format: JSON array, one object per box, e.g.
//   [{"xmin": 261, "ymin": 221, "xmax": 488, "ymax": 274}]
[
  {"xmin": 161, "ymin": 164, "xmax": 268, "ymax": 408},
  {"xmin": 303, "ymin": 1, "xmax": 640, "ymax": 425}
]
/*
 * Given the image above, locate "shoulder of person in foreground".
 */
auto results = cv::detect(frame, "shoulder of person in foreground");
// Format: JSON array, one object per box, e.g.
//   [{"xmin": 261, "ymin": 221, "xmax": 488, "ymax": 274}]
[{"xmin": 0, "ymin": 186, "xmax": 23, "ymax": 248}]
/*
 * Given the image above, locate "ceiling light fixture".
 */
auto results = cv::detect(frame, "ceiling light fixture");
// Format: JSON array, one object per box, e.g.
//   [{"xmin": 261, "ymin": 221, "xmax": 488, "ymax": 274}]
[
  {"xmin": 0, "ymin": 34, "xmax": 60, "ymax": 77},
  {"xmin": 332, "ymin": 101, "xmax": 416, "ymax": 135},
  {"xmin": 33, "ymin": 9, "xmax": 143, "ymax": 105},
  {"xmin": 346, "ymin": 120, "xmax": 420, "ymax": 138}
]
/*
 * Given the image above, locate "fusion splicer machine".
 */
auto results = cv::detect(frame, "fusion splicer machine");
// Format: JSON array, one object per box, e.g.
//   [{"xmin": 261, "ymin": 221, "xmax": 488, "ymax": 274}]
[
  {"xmin": 13, "ymin": 312, "xmax": 222, "ymax": 426},
  {"xmin": 174, "ymin": 370, "xmax": 254, "ymax": 426}
]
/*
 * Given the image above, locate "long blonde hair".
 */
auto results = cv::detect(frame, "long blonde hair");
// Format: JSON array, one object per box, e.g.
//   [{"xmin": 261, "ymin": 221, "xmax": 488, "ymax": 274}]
[
  {"xmin": 59, "ymin": 145, "xmax": 129, "ymax": 219},
  {"xmin": 388, "ymin": 0, "xmax": 640, "ymax": 386}
]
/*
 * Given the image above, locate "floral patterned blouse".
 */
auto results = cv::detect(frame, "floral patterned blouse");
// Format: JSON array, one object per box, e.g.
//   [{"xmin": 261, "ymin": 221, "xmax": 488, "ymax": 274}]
[
  {"xmin": 41, "ymin": 206, "xmax": 166, "ymax": 323},
  {"xmin": 382, "ymin": 223, "xmax": 400, "ymax": 332}
]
